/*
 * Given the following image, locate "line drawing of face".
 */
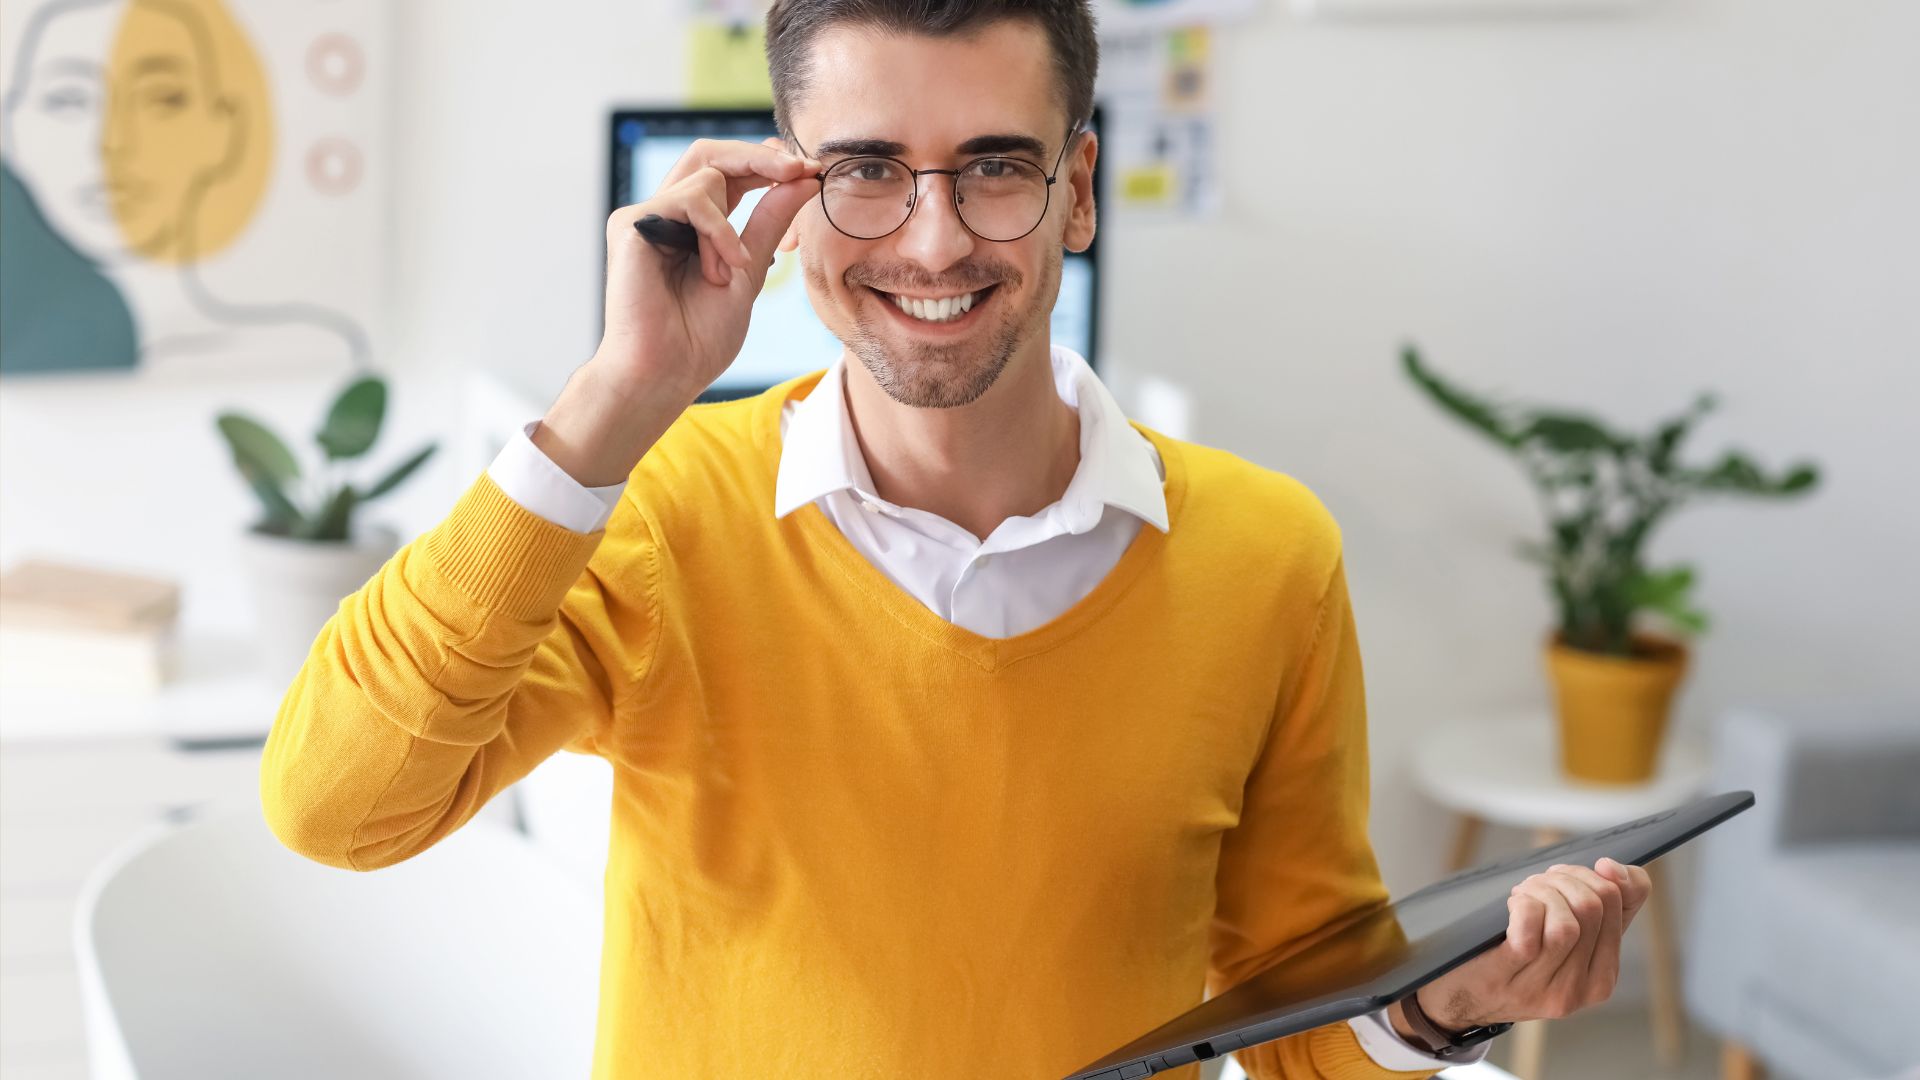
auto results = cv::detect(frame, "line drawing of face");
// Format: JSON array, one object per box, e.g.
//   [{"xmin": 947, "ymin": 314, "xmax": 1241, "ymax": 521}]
[{"xmin": 3, "ymin": 0, "xmax": 262, "ymax": 268}]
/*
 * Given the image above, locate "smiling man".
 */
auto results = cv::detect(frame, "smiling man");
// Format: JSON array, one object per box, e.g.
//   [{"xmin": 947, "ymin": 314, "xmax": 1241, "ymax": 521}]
[{"xmin": 261, "ymin": 0, "xmax": 1650, "ymax": 1077}]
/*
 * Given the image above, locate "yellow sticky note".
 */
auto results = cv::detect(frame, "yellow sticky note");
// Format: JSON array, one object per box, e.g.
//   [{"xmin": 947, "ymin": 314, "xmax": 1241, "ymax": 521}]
[
  {"xmin": 1120, "ymin": 164, "xmax": 1178, "ymax": 206},
  {"xmin": 687, "ymin": 23, "xmax": 773, "ymax": 106}
]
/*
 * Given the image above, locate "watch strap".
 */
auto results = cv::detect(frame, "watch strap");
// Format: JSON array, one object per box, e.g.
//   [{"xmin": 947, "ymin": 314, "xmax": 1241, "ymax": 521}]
[{"xmin": 1399, "ymin": 991, "xmax": 1514, "ymax": 1059}]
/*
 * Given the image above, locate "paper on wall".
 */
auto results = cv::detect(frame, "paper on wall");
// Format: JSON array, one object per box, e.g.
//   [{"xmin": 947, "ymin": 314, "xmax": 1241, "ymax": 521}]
[
  {"xmin": 685, "ymin": 22, "xmax": 774, "ymax": 107},
  {"xmin": 1095, "ymin": 27, "xmax": 1220, "ymax": 217},
  {"xmin": 1094, "ymin": 0, "xmax": 1260, "ymax": 34}
]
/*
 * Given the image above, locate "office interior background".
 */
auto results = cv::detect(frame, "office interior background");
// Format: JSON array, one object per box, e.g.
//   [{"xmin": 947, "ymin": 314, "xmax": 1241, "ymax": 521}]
[{"xmin": 0, "ymin": 0, "xmax": 1914, "ymax": 1078}]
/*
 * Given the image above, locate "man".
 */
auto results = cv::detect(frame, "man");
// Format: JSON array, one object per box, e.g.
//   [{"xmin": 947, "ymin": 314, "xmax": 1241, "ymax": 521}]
[{"xmin": 262, "ymin": 0, "xmax": 1652, "ymax": 1075}]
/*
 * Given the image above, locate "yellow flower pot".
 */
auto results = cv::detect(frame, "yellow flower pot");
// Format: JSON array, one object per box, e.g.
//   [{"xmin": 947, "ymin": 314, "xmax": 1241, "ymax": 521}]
[{"xmin": 1544, "ymin": 633, "xmax": 1689, "ymax": 783}]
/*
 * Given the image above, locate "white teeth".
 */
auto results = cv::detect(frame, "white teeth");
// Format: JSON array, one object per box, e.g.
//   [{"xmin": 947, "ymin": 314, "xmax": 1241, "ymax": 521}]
[{"xmin": 888, "ymin": 289, "xmax": 982, "ymax": 323}]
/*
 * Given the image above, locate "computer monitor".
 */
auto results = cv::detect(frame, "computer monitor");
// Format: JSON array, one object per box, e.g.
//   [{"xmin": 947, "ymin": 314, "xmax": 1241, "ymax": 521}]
[{"xmin": 608, "ymin": 107, "xmax": 1102, "ymax": 401}]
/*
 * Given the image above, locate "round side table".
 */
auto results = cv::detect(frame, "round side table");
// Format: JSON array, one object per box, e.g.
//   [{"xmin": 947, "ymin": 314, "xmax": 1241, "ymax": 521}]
[{"xmin": 1410, "ymin": 712, "xmax": 1709, "ymax": 1080}]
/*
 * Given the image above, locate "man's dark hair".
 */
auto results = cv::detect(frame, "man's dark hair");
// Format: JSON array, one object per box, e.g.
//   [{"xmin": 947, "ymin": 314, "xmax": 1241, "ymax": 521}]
[{"xmin": 764, "ymin": 0, "xmax": 1098, "ymax": 143}]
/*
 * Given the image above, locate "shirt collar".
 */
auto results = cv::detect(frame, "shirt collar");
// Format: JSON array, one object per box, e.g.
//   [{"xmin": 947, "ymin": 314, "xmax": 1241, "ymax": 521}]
[{"xmin": 772, "ymin": 345, "xmax": 1169, "ymax": 534}]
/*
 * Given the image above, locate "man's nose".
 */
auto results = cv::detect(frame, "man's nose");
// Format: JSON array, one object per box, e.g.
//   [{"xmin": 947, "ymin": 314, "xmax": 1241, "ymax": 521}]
[{"xmin": 893, "ymin": 172, "xmax": 974, "ymax": 276}]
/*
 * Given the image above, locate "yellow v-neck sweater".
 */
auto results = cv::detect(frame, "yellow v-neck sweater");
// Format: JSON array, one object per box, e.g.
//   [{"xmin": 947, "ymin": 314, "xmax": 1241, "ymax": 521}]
[{"xmin": 261, "ymin": 369, "xmax": 1439, "ymax": 1080}]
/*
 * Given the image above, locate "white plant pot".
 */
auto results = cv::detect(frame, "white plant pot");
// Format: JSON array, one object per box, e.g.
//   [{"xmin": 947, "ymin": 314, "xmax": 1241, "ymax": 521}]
[{"xmin": 238, "ymin": 522, "xmax": 401, "ymax": 686}]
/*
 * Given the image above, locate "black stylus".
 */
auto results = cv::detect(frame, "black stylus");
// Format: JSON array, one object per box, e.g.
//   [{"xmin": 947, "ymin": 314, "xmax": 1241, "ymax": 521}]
[{"xmin": 633, "ymin": 213, "xmax": 699, "ymax": 253}]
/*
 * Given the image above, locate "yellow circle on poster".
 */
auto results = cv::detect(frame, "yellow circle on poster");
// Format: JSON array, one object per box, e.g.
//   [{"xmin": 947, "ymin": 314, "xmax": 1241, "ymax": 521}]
[{"xmin": 105, "ymin": 0, "xmax": 272, "ymax": 264}]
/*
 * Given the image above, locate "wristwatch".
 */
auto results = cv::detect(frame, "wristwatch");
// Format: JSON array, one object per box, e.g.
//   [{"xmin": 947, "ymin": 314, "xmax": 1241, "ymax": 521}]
[{"xmin": 1397, "ymin": 991, "xmax": 1514, "ymax": 1059}]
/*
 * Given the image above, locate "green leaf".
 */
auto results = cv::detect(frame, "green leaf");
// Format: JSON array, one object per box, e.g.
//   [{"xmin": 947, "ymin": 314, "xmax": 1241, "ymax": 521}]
[
  {"xmin": 244, "ymin": 473, "xmax": 305, "ymax": 533},
  {"xmin": 316, "ymin": 377, "xmax": 386, "ymax": 461},
  {"xmin": 1657, "ymin": 605, "xmax": 1710, "ymax": 634},
  {"xmin": 1694, "ymin": 451, "xmax": 1764, "ymax": 491},
  {"xmin": 360, "ymin": 443, "xmax": 437, "ymax": 501},
  {"xmin": 1647, "ymin": 393, "xmax": 1716, "ymax": 472},
  {"xmin": 1688, "ymin": 452, "xmax": 1820, "ymax": 496},
  {"xmin": 301, "ymin": 485, "xmax": 359, "ymax": 542},
  {"xmin": 216, "ymin": 413, "xmax": 302, "ymax": 485},
  {"xmin": 1399, "ymin": 345, "xmax": 1522, "ymax": 450},
  {"xmin": 1522, "ymin": 412, "xmax": 1623, "ymax": 454},
  {"xmin": 1775, "ymin": 463, "xmax": 1820, "ymax": 494}
]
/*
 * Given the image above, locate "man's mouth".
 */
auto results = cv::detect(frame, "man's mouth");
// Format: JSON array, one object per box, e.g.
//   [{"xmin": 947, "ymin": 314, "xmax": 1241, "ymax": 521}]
[{"xmin": 866, "ymin": 283, "xmax": 1001, "ymax": 326}]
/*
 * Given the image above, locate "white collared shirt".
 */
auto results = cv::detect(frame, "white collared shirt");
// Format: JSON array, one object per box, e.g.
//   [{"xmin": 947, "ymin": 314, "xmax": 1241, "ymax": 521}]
[
  {"xmin": 769, "ymin": 347, "xmax": 1168, "ymax": 638},
  {"xmin": 485, "ymin": 344, "xmax": 1484, "ymax": 1071}
]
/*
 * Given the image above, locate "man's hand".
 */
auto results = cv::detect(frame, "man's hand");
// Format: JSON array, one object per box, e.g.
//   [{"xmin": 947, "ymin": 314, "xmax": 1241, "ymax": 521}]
[
  {"xmin": 1392, "ymin": 857, "xmax": 1653, "ymax": 1038},
  {"xmin": 536, "ymin": 137, "xmax": 820, "ymax": 487}
]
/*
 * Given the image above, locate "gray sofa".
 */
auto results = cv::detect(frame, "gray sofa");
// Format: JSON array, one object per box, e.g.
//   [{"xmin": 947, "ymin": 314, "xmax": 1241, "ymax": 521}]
[{"xmin": 1682, "ymin": 703, "xmax": 1920, "ymax": 1080}]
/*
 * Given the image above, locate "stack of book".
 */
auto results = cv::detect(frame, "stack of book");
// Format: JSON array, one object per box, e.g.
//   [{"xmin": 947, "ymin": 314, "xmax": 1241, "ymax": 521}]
[{"xmin": 0, "ymin": 558, "xmax": 181, "ymax": 692}]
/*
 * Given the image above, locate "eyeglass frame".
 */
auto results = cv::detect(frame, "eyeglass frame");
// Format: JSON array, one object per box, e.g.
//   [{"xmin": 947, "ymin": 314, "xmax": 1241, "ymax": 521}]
[{"xmin": 789, "ymin": 118, "xmax": 1086, "ymax": 243}]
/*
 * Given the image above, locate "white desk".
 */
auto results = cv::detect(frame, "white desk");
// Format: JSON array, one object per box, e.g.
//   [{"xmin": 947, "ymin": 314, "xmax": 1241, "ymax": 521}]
[
  {"xmin": 0, "ymin": 629, "xmax": 283, "ymax": 746},
  {"xmin": 1411, "ymin": 712, "xmax": 1709, "ymax": 1080}
]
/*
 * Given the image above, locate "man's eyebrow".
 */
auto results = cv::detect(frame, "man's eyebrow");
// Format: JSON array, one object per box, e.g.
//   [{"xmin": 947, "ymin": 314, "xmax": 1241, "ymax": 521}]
[
  {"xmin": 955, "ymin": 133, "xmax": 1048, "ymax": 158},
  {"xmin": 811, "ymin": 133, "xmax": 1051, "ymax": 159},
  {"xmin": 813, "ymin": 136, "xmax": 907, "ymax": 158}
]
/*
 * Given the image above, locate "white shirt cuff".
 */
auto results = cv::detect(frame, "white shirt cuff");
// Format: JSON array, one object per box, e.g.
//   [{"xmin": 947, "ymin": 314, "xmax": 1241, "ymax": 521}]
[
  {"xmin": 1346, "ymin": 1006, "xmax": 1493, "ymax": 1071},
  {"xmin": 486, "ymin": 419, "xmax": 628, "ymax": 533}
]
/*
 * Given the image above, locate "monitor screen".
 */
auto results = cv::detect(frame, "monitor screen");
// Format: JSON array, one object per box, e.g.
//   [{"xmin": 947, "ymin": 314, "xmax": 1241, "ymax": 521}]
[{"xmin": 609, "ymin": 108, "xmax": 1101, "ymax": 401}]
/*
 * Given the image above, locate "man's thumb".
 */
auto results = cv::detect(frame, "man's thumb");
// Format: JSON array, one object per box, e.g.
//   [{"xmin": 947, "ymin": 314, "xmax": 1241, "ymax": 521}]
[{"xmin": 741, "ymin": 179, "xmax": 814, "ymax": 273}]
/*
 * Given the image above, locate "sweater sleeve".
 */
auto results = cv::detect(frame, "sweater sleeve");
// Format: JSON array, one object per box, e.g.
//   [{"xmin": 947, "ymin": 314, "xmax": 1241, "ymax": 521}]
[
  {"xmin": 260, "ymin": 470, "xmax": 660, "ymax": 871},
  {"xmin": 1206, "ymin": 556, "xmax": 1442, "ymax": 1080}
]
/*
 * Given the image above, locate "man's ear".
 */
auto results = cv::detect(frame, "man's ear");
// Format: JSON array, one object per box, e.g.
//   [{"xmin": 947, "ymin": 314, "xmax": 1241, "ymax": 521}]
[{"xmin": 1062, "ymin": 129, "xmax": 1098, "ymax": 254}]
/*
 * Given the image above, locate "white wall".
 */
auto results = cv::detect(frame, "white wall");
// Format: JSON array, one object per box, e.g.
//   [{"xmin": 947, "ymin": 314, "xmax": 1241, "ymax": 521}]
[{"xmin": 4, "ymin": 0, "xmax": 1914, "ymax": 981}]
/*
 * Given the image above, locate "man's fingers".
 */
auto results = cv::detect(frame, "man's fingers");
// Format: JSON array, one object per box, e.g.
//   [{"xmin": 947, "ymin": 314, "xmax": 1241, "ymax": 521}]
[
  {"xmin": 1600, "ymin": 857, "xmax": 1652, "ymax": 927},
  {"xmin": 1542, "ymin": 869, "xmax": 1604, "ymax": 999},
  {"xmin": 1556, "ymin": 864, "xmax": 1624, "ymax": 1006},
  {"xmin": 659, "ymin": 138, "xmax": 819, "ymax": 198},
  {"xmin": 1586, "ymin": 864, "xmax": 1626, "ymax": 1002},
  {"xmin": 1512, "ymin": 879, "xmax": 1581, "ymax": 996},
  {"xmin": 740, "ymin": 177, "xmax": 816, "ymax": 272},
  {"xmin": 1503, "ymin": 891, "xmax": 1546, "ymax": 969},
  {"xmin": 675, "ymin": 185, "xmax": 747, "ymax": 287}
]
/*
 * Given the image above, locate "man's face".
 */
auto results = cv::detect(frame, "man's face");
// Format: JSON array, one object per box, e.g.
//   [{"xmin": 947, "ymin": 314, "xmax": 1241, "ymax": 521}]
[{"xmin": 783, "ymin": 20, "xmax": 1097, "ymax": 409}]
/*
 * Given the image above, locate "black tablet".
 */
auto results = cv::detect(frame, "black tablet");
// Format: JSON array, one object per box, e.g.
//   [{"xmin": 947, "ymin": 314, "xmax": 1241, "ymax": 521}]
[{"xmin": 1064, "ymin": 790, "xmax": 1755, "ymax": 1080}]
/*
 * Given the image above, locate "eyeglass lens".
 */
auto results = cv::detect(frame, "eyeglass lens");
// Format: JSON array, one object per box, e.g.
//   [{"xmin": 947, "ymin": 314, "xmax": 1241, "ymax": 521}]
[{"xmin": 820, "ymin": 157, "xmax": 1050, "ymax": 242}]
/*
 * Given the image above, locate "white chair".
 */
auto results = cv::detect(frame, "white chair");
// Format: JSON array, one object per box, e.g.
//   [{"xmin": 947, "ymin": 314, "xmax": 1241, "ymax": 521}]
[{"xmin": 74, "ymin": 803, "xmax": 603, "ymax": 1080}]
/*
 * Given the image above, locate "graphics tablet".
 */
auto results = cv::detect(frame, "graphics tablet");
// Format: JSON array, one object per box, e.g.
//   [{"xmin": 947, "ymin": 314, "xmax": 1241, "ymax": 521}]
[{"xmin": 1063, "ymin": 790, "xmax": 1755, "ymax": 1079}]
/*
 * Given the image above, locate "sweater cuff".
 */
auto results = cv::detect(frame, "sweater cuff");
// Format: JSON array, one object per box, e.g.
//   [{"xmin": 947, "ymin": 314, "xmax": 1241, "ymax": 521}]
[{"xmin": 421, "ymin": 471, "xmax": 608, "ymax": 622}]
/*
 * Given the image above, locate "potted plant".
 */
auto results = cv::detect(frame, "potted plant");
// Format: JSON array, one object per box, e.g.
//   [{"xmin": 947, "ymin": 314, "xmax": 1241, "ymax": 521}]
[
  {"xmin": 216, "ymin": 375, "xmax": 437, "ymax": 682},
  {"xmin": 1400, "ymin": 344, "xmax": 1820, "ymax": 782}
]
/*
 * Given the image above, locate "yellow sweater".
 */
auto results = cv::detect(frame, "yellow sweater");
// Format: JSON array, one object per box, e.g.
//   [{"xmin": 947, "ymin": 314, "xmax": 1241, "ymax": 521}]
[{"xmin": 261, "ymin": 369, "xmax": 1439, "ymax": 1080}]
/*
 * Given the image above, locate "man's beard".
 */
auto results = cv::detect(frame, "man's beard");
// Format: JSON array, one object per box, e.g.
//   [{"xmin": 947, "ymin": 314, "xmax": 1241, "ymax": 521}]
[{"xmin": 812, "ymin": 247, "xmax": 1060, "ymax": 410}]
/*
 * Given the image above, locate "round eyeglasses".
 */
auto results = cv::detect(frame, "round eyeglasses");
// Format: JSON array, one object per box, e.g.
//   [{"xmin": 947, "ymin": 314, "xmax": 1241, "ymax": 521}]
[{"xmin": 791, "ymin": 120, "xmax": 1083, "ymax": 243}]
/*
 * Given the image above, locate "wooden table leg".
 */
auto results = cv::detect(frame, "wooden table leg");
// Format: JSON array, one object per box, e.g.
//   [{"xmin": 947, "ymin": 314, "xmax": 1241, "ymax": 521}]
[
  {"xmin": 1449, "ymin": 814, "xmax": 1486, "ymax": 873},
  {"xmin": 1720, "ymin": 1040, "xmax": 1765, "ymax": 1080},
  {"xmin": 1644, "ymin": 861, "xmax": 1685, "ymax": 1068},
  {"xmin": 1509, "ymin": 1019, "xmax": 1549, "ymax": 1080}
]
